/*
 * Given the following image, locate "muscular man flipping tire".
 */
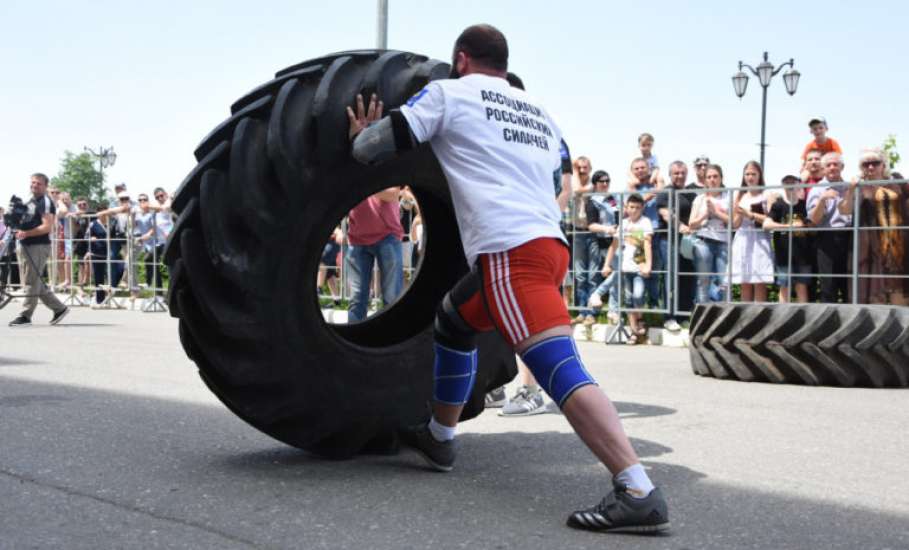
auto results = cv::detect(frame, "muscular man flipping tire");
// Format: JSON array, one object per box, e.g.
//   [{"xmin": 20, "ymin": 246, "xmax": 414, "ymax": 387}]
[{"xmin": 347, "ymin": 24, "xmax": 669, "ymax": 533}]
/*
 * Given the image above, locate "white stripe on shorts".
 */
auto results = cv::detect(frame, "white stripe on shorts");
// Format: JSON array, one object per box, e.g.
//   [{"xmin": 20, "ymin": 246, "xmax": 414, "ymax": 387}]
[
  {"xmin": 500, "ymin": 252, "xmax": 529, "ymax": 340},
  {"xmin": 488, "ymin": 254, "xmax": 519, "ymax": 344}
]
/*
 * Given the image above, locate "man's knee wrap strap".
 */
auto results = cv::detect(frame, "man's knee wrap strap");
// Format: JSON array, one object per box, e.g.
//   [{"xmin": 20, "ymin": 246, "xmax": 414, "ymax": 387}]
[
  {"xmin": 520, "ymin": 336, "xmax": 596, "ymax": 408},
  {"xmin": 433, "ymin": 294, "xmax": 476, "ymax": 351},
  {"xmin": 433, "ymin": 342, "xmax": 477, "ymax": 405}
]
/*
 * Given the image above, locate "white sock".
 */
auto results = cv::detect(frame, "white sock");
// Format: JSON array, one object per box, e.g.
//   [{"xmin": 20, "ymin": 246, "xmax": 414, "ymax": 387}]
[
  {"xmin": 428, "ymin": 416, "xmax": 456, "ymax": 442},
  {"xmin": 614, "ymin": 464, "xmax": 655, "ymax": 498}
]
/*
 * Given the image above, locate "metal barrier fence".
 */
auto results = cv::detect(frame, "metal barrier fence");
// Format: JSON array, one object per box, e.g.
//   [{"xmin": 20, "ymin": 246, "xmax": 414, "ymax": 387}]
[
  {"xmin": 565, "ymin": 179, "xmax": 909, "ymax": 341},
  {"xmin": 4, "ymin": 182, "xmax": 905, "ymax": 323},
  {"xmin": 567, "ymin": 187, "xmax": 674, "ymax": 342},
  {"xmin": 0, "ymin": 194, "xmax": 421, "ymax": 319},
  {"xmin": 0, "ymin": 209, "xmax": 172, "ymax": 312}
]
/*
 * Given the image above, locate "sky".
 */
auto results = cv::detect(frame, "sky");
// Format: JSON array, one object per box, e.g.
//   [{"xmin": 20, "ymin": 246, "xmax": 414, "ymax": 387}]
[{"xmin": 1, "ymin": 0, "xmax": 906, "ymax": 204}]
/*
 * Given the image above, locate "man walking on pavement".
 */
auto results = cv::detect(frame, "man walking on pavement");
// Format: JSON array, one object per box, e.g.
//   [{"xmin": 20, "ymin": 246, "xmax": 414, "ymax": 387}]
[{"xmin": 8, "ymin": 173, "xmax": 69, "ymax": 327}]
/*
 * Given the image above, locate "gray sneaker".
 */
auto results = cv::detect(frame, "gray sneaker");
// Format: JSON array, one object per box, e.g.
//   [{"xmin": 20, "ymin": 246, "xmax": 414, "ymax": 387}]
[
  {"xmin": 567, "ymin": 483, "xmax": 670, "ymax": 533},
  {"xmin": 498, "ymin": 385, "xmax": 546, "ymax": 417},
  {"xmin": 8, "ymin": 315, "xmax": 31, "ymax": 327},
  {"xmin": 485, "ymin": 386, "xmax": 507, "ymax": 408},
  {"xmin": 50, "ymin": 306, "xmax": 69, "ymax": 325},
  {"xmin": 397, "ymin": 423, "xmax": 456, "ymax": 472}
]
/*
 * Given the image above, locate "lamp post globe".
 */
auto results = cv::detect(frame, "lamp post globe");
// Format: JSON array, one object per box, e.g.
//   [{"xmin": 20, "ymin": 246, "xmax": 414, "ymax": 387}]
[
  {"xmin": 783, "ymin": 68, "xmax": 801, "ymax": 96},
  {"xmin": 732, "ymin": 70, "xmax": 749, "ymax": 98},
  {"xmin": 757, "ymin": 59, "xmax": 774, "ymax": 87}
]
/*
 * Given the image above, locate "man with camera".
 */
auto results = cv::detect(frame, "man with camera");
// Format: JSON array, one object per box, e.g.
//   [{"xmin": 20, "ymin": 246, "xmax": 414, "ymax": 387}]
[{"xmin": 7, "ymin": 173, "xmax": 69, "ymax": 327}]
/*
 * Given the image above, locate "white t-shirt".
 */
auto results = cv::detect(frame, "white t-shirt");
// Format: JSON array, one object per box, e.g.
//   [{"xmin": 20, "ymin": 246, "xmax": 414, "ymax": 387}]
[
  {"xmin": 690, "ymin": 192, "xmax": 731, "ymax": 242},
  {"xmin": 400, "ymin": 73, "xmax": 566, "ymax": 266},
  {"xmin": 619, "ymin": 216, "xmax": 653, "ymax": 273},
  {"xmin": 155, "ymin": 211, "xmax": 174, "ymax": 244}
]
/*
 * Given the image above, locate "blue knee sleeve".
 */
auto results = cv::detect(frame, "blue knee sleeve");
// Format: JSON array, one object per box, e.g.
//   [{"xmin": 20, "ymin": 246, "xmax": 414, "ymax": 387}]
[
  {"xmin": 433, "ymin": 343, "xmax": 477, "ymax": 405},
  {"xmin": 520, "ymin": 336, "xmax": 596, "ymax": 408}
]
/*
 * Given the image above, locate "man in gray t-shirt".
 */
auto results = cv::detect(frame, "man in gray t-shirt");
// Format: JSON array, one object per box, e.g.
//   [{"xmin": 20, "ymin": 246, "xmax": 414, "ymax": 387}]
[{"xmin": 807, "ymin": 152, "xmax": 852, "ymax": 303}]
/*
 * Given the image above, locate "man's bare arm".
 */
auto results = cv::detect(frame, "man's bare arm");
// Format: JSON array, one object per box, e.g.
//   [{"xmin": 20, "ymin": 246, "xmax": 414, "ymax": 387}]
[
  {"xmin": 96, "ymin": 204, "xmax": 130, "ymax": 217},
  {"xmin": 17, "ymin": 212, "xmax": 54, "ymax": 239},
  {"xmin": 376, "ymin": 187, "xmax": 401, "ymax": 203}
]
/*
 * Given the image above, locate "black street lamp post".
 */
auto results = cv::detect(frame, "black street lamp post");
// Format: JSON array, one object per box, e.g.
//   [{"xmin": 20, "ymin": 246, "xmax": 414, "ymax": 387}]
[
  {"xmin": 84, "ymin": 146, "xmax": 117, "ymax": 196},
  {"xmin": 732, "ymin": 52, "xmax": 801, "ymax": 169}
]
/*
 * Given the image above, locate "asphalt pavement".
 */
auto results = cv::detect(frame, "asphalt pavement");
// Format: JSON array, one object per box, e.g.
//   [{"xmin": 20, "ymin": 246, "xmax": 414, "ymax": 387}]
[{"xmin": 1, "ymin": 307, "xmax": 907, "ymax": 549}]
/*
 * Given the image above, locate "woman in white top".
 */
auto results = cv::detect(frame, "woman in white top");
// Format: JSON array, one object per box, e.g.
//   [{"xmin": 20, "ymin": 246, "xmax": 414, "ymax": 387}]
[
  {"xmin": 730, "ymin": 161, "xmax": 774, "ymax": 301},
  {"xmin": 688, "ymin": 165, "xmax": 731, "ymax": 304}
]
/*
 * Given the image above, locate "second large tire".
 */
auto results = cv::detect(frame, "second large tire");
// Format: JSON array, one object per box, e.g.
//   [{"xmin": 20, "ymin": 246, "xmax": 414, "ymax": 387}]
[
  {"xmin": 689, "ymin": 303, "xmax": 909, "ymax": 387},
  {"xmin": 164, "ymin": 50, "xmax": 517, "ymax": 458}
]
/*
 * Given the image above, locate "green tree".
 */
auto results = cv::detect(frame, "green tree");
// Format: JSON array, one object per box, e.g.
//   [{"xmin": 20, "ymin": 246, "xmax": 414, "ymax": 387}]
[
  {"xmin": 51, "ymin": 151, "xmax": 108, "ymax": 206},
  {"xmin": 882, "ymin": 134, "xmax": 900, "ymax": 170}
]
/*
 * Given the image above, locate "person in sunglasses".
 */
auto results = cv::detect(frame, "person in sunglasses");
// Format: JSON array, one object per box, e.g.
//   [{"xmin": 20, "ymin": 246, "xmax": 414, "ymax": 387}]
[{"xmin": 840, "ymin": 149, "xmax": 908, "ymax": 305}]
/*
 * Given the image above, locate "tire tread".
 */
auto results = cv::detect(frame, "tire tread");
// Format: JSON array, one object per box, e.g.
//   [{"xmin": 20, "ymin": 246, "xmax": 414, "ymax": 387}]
[{"xmin": 690, "ymin": 303, "xmax": 909, "ymax": 388}]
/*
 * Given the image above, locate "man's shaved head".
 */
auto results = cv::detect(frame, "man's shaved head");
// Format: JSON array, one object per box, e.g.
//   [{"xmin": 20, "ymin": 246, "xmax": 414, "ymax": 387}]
[{"xmin": 452, "ymin": 24, "xmax": 509, "ymax": 72}]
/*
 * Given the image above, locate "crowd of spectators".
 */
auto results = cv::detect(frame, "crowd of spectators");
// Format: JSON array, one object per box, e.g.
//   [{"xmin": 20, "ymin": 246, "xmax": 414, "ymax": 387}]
[
  {"xmin": 565, "ymin": 117, "xmax": 908, "ymax": 336},
  {"xmin": 309, "ymin": 117, "xmax": 908, "ymax": 331},
  {"xmin": 0, "ymin": 181, "xmax": 175, "ymax": 308}
]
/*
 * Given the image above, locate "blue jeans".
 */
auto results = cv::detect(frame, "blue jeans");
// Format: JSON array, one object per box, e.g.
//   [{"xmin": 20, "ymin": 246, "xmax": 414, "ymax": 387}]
[
  {"xmin": 109, "ymin": 238, "xmax": 125, "ymax": 288},
  {"xmin": 572, "ymin": 232, "xmax": 601, "ymax": 316},
  {"xmin": 645, "ymin": 234, "xmax": 667, "ymax": 308},
  {"xmin": 693, "ymin": 237, "xmax": 728, "ymax": 304},
  {"xmin": 346, "ymin": 234, "xmax": 403, "ymax": 322},
  {"xmin": 622, "ymin": 273, "xmax": 646, "ymax": 309},
  {"xmin": 591, "ymin": 256, "xmax": 618, "ymax": 312}
]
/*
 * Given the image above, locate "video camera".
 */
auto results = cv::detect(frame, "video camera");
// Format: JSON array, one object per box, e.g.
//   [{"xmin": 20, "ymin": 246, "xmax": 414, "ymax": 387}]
[{"xmin": 3, "ymin": 195, "xmax": 28, "ymax": 230}]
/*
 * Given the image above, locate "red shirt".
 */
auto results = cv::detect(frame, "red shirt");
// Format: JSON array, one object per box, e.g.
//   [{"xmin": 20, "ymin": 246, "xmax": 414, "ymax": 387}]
[{"xmin": 347, "ymin": 194, "xmax": 403, "ymax": 246}]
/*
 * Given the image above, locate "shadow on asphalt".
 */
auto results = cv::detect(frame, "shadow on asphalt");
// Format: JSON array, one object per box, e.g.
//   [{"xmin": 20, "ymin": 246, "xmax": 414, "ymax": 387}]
[
  {"xmin": 1, "ymin": 376, "xmax": 908, "ymax": 550},
  {"xmin": 51, "ymin": 323, "xmax": 119, "ymax": 328},
  {"xmin": 613, "ymin": 401, "xmax": 676, "ymax": 419},
  {"xmin": 0, "ymin": 357, "xmax": 47, "ymax": 367},
  {"xmin": 0, "ymin": 393, "xmax": 73, "ymax": 407}
]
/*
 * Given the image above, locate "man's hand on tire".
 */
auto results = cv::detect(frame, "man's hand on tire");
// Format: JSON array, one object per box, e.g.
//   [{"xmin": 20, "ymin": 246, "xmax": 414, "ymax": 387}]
[{"xmin": 346, "ymin": 93, "xmax": 384, "ymax": 141}]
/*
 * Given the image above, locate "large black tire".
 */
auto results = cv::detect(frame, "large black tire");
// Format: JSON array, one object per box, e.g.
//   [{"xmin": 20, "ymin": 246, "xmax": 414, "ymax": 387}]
[
  {"xmin": 165, "ymin": 50, "xmax": 517, "ymax": 458},
  {"xmin": 689, "ymin": 303, "xmax": 909, "ymax": 387}
]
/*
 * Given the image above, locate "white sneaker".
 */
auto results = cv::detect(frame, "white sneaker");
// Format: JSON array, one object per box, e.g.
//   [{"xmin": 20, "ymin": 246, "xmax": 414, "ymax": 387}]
[{"xmin": 663, "ymin": 319, "xmax": 682, "ymax": 332}]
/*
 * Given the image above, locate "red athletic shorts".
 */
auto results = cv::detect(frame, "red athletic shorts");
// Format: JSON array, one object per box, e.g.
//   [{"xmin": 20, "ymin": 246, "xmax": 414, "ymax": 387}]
[{"xmin": 451, "ymin": 237, "xmax": 570, "ymax": 347}]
